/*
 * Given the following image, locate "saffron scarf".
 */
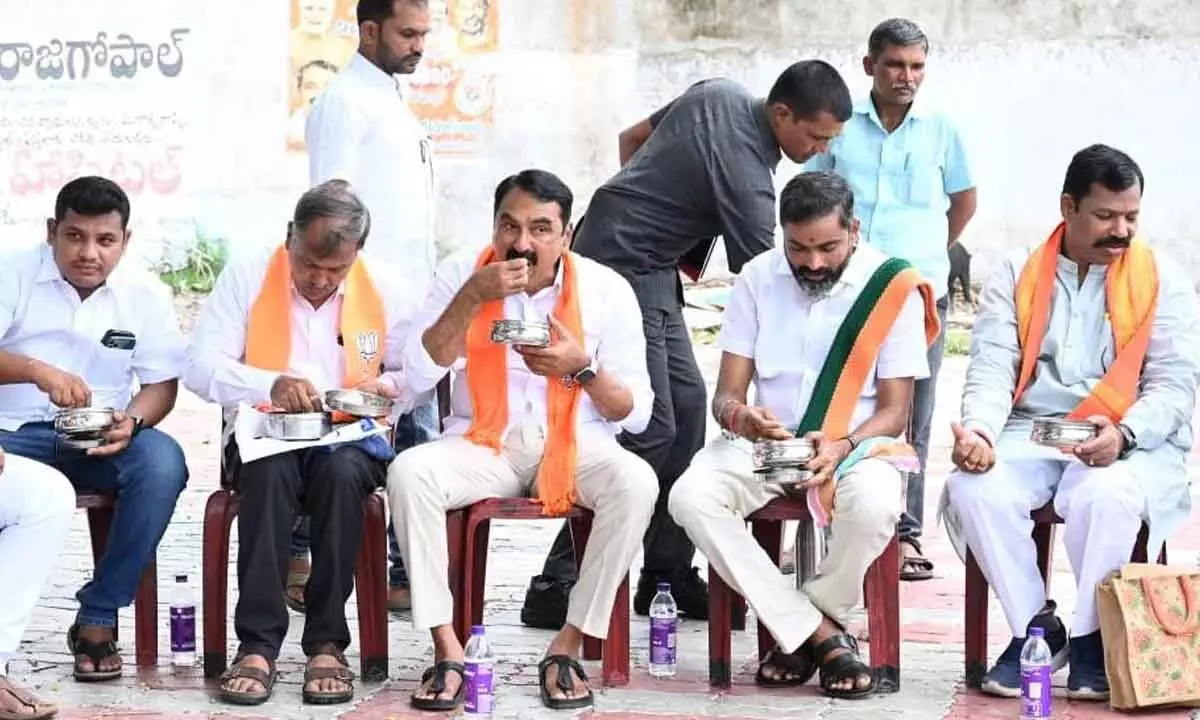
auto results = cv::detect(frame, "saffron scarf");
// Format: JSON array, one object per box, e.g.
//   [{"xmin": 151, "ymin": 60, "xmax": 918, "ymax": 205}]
[{"xmin": 463, "ymin": 247, "xmax": 585, "ymax": 516}]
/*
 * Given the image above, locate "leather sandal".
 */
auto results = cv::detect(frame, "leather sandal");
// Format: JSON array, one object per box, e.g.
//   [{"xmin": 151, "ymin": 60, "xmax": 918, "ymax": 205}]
[
  {"xmin": 811, "ymin": 633, "xmax": 875, "ymax": 699},
  {"xmin": 284, "ymin": 569, "xmax": 308, "ymax": 613},
  {"xmin": 217, "ymin": 655, "xmax": 277, "ymax": 706},
  {"xmin": 301, "ymin": 646, "xmax": 355, "ymax": 705},
  {"xmin": 0, "ymin": 678, "xmax": 57, "ymax": 720},
  {"xmin": 755, "ymin": 646, "xmax": 816, "ymax": 687},
  {"xmin": 66, "ymin": 624, "xmax": 122, "ymax": 682},
  {"xmin": 899, "ymin": 538, "xmax": 934, "ymax": 581},
  {"xmin": 538, "ymin": 654, "xmax": 593, "ymax": 710},
  {"xmin": 410, "ymin": 660, "xmax": 466, "ymax": 711}
]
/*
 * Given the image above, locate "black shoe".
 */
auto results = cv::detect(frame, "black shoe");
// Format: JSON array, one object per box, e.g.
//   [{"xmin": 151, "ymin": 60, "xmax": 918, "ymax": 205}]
[
  {"xmin": 519, "ymin": 574, "xmax": 572, "ymax": 629},
  {"xmin": 1066, "ymin": 630, "xmax": 1109, "ymax": 701},
  {"xmin": 634, "ymin": 567, "xmax": 711, "ymax": 619},
  {"xmin": 980, "ymin": 601, "xmax": 1069, "ymax": 698}
]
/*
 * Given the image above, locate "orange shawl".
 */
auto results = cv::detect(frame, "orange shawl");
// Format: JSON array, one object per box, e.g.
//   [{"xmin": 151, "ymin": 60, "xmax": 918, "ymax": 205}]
[
  {"xmin": 1013, "ymin": 222, "xmax": 1157, "ymax": 422},
  {"xmin": 245, "ymin": 245, "xmax": 387, "ymax": 388},
  {"xmin": 464, "ymin": 248, "xmax": 584, "ymax": 516}
]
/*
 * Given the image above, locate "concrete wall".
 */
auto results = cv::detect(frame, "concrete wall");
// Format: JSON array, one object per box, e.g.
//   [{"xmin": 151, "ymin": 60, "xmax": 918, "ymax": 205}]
[{"xmin": 1, "ymin": 0, "xmax": 1197, "ymax": 284}]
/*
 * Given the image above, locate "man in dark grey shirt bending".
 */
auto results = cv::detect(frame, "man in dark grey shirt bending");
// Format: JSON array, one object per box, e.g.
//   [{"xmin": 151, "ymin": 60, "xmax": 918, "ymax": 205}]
[{"xmin": 520, "ymin": 60, "xmax": 853, "ymax": 626}]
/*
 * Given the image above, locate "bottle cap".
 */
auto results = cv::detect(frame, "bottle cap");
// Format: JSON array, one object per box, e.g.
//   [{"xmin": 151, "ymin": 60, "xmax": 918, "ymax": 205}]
[
  {"xmin": 175, "ymin": 574, "xmax": 188, "ymax": 583},
  {"xmin": 471, "ymin": 624, "xmax": 485, "ymax": 636},
  {"xmin": 656, "ymin": 581, "xmax": 671, "ymax": 592},
  {"xmin": 1029, "ymin": 627, "xmax": 1045, "ymax": 638}
]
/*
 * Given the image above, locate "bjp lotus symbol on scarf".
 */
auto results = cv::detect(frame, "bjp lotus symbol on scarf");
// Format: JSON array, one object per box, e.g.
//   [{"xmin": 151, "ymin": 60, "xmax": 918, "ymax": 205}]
[{"xmin": 354, "ymin": 331, "xmax": 380, "ymax": 364}]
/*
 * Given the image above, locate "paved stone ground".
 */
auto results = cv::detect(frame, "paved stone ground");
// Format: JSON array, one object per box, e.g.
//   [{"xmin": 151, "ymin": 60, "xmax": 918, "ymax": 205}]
[{"xmin": 9, "ymin": 336, "xmax": 1200, "ymax": 719}]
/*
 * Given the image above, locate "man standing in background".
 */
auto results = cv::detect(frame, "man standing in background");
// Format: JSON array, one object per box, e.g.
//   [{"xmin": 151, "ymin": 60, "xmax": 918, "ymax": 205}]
[
  {"xmin": 806, "ymin": 18, "xmax": 977, "ymax": 581},
  {"xmin": 520, "ymin": 61, "xmax": 853, "ymax": 627},
  {"xmin": 301, "ymin": 0, "xmax": 436, "ymax": 613}
]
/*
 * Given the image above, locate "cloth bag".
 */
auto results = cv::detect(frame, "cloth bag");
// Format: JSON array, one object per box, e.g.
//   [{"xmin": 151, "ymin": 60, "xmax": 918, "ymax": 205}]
[{"xmin": 1096, "ymin": 562, "xmax": 1200, "ymax": 710}]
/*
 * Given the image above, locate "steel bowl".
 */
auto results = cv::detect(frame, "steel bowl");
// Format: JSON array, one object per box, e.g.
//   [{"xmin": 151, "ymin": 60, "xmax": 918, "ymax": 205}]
[
  {"xmin": 490, "ymin": 319, "xmax": 551, "ymax": 348},
  {"xmin": 54, "ymin": 407, "xmax": 116, "ymax": 436},
  {"xmin": 60, "ymin": 433, "xmax": 107, "ymax": 450},
  {"xmin": 1030, "ymin": 418, "xmax": 1098, "ymax": 448},
  {"xmin": 752, "ymin": 437, "xmax": 815, "ymax": 473},
  {"xmin": 262, "ymin": 411, "xmax": 332, "ymax": 441},
  {"xmin": 764, "ymin": 466, "xmax": 813, "ymax": 490},
  {"xmin": 324, "ymin": 389, "xmax": 394, "ymax": 418}
]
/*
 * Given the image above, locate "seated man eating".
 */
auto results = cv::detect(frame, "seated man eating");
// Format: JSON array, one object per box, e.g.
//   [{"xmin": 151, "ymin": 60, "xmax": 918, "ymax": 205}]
[
  {"xmin": 669, "ymin": 170, "xmax": 938, "ymax": 699},
  {"xmin": 389, "ymin": 169, "xmax": 657, "ymax": 711},
  {"xmin": 184, "ymin": 180, "xmax": 421, "ymax": 706},
  {"xmin": 941, "ymin": 144, "xmax": 1200, "ymax": 701}
]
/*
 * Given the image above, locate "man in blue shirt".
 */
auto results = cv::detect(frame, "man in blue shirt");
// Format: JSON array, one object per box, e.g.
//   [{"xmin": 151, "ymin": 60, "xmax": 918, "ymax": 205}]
[{"xmin": 807, "ymin": 18, "xmax": 977, "ymax": 580}]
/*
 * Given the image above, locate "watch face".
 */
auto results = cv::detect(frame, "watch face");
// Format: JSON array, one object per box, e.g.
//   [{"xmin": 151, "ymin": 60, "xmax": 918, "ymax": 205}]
[{"xmin": 576, "ymin": 369, "xmax": 596, "ymax": 385}]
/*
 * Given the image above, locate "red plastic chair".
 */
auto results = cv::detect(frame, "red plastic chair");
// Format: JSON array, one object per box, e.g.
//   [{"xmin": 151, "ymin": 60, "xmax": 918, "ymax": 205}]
[
  {"xmin": 77, "ymin": 491, "xmax": 158, "ymax": 667},
  {"xmin": 452, "ymin": 498, "xmax": 631, "ymax": 687},
  {"xmin": 707, "ymin": 496, "xmax": 902, "ymax": 692},
  {"xmin": 963, "ymin": 503, "xmax": 1166, "ymax": 688}
]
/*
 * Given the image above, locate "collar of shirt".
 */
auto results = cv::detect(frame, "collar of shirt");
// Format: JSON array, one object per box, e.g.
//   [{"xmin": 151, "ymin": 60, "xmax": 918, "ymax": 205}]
[
  {"xmin": 346, "ymin": 52, "xmax": 402, "ymax": 95},
  {"xmin": 752, "ymin": 98, "xmax": 784, "ymax": 168},
  {"xmin": 770, "ymin": 243, "xmax": 875, "ymax": 298},
  {"xmin": 853, "ymin": 93, "xmax": 930, "ymax": 133}
]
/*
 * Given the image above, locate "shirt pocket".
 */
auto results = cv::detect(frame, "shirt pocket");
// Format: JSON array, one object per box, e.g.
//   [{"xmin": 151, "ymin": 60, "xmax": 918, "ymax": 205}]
[
  {"xmin": 86, "ymin": 346, "xmax": 135, "ymax": 392},
  {"xmin": 905, "ymin": 161, "xmax": 941, "ymax": 207}
]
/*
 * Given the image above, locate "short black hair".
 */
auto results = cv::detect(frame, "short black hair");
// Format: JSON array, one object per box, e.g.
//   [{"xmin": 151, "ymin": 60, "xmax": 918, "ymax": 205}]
[
  {"xmin": 779, "ymin": 171, "xmax": 855, "ymax": 229},
  {"xmin": 493, "ymin": 169, "xmax": 574, "ymax": 226},
  {"xmin": 1062, "ymin": 144, "xmax": 1144, "ymax": 204},
  {"xmin": 767, "ymin": 60, "xmax": 852, "ymax": 122},
  {"xmin": 54, "ymin": 176, "xmax": 131, "ymax": 229},
  {"xmin": 357, "ymin": 0, "xmax": 427, "ymax": 25},
  {"xmin": 867, "ymin": 18, "xmax": 929, "ymax": 59},
  {"xmin": 297, "ymin": 59, "xmax": 338, "ymax": 88}
]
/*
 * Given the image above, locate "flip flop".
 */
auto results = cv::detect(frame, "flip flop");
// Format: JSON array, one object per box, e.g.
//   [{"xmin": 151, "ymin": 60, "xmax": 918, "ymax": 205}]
[
  {"xmin": 67, "ymin": 624, "xmax": 122, "ymax": 682},
  {"xmin": 410, "ymin": 661, "xmax": 465, "ymax": 711},
  {"xmin": 538, "ymin": 655, "xmax": 593, "ymax": 710}
]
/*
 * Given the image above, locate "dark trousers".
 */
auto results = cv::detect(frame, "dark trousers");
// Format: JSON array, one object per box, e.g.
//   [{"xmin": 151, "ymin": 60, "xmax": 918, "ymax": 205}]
[
  {"xmin": 899, "ymin": 294, "xmax": 949, "ymax": 542},
  {"xmin": 536, "ymin": 300, "xmax": 707, "ymax": 583},
  {"xmin": 230, "ymin": 443, "xmax": 384, "ymax": 661}
]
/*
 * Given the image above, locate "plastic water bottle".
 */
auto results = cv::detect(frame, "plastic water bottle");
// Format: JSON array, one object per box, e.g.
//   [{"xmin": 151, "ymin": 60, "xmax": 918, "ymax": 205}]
[
  {"xmin": 463, "ymin": 625, "xmax": 494, "ymax": 717},
  {"xmin": 648, "ymin": 581, "xmax": 678, "ymax": 677},
  {"xmin": 169, "ymin": 574, "xmax": 196, "ymax": 668},
  {"xmin": 1020, "ymin": 626, "xmax": 1053, "ymax": 718}
]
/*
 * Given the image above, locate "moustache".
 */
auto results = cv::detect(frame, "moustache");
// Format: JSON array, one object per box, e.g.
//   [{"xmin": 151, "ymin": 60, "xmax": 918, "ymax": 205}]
[
  {"xmin": 1094, "ymin": 236, "xmax": 1132, "ymax": 249},
  {"xmin": 892, "ymin": 85, "xmax": 916, "ymax": 93},
  {"xmin": 506, "ymin": 247, "xmax": 538, "ymax": 266},
  {"xmin": 403, "ymin": 52, "xmax": 423, "ymax": 64}
]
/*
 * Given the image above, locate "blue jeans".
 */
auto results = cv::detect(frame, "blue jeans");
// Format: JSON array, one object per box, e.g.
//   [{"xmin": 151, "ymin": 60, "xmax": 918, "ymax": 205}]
[
  {"xmin": 0, "ymin": 422, "xmax": 188, "ymax": 628},
  {"xmin": 289, "ymin": 396, "xmax": 440, "ymax": 588}
]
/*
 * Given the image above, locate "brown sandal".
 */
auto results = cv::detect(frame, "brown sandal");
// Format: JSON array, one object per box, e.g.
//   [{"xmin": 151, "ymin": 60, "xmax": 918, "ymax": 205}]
[
  {"xmin": 302, "ymin": 646, "xmax": 355, "ymax": 705},
  {"xmin": 217, "ymin": 655, "xmax": 277, "ymax": 706},
  {"xmin": 899, "ymin": 538, "xmax": 934, "ymax": 581},
  {"xmin": 284, "ymin": 569, "xmax": 308, "ymax": 613},
  {"xmin": 0, "ymin": 679, "xmax": 57, "ymax": 720}
]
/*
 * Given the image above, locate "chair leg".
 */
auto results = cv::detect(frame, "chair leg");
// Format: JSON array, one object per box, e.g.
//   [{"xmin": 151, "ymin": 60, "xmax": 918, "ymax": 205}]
[
  {"xmin": 601, "ymin": 573, "xmax": 630, "ymax": 687},
  {"xmin": 446, "ymin": 511, "xmax": 468, "ymax": 644},
  {"xmin": 707, "ymin": 565, "xmax": 733, "ymax": 688},
  {"xmin": 354, "ymin": 494, "xmax": 389, "ymax": 682},
  {"xmin": 470, "ymin": 520, "xmax": 490, "ymax": 628},
  {"xmin": 1033, "ymin": 522, "xmax": 1056, "ymax": 589},
  {"xmin": 134, "ymin": 561, "xmax": 159, "ymax": 667},
  {"xmin": 964, "ymin": 547, "xmax": 989, "ymax": 689},
  {"xmin": 864, "ymin": 533, "xmax": 900, "ymax": 693},
  {"xmin": 203, "ymin": 491, "xmax": 237, "ymax": 678},
  {"xmin": 569, "ymin": 515, "xmax": 603, "ymax": 663},
  {"xmin": 750, "ymin": 520, "xmax": 782, "ymax": 660},
  {"xmin": 458, "ymin": 513, "xmax": 490, "ymax": 645}
]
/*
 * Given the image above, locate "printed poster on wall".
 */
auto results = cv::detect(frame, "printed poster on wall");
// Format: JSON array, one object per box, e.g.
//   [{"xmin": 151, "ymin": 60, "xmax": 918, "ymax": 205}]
[{"xmin": 286, "ymin": 0, "xmax": 497, "ymax": 158}]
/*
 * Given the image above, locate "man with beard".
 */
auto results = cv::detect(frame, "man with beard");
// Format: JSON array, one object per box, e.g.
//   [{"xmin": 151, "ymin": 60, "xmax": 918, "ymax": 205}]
[
  {"xmin": 940, "ymin": 144, "xmax": 1200, "ymax": 701},
  {"xmin": 389, "ymin": 170, "xmax": 656, "ymax": 711},
  {"xmin": 669, "ymin": 171, "xmax": 939, "ymax": 699},
  {"xmin": 806, "ymin": 18, "xmax": 977, "ymax": 581},
  {"xmin": 302, "ymin": 0, "xmax": 435, "ymax": 613},
  {"xmin": 521, "ymin": 60, "xmax": 854, "ymax": 627}
]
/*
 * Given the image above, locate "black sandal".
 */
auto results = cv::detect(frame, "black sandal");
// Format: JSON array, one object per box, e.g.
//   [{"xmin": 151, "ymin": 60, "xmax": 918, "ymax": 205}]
[
  {"xmin": 899, "ymin": 538, "xmax": 934, "ymax": 581},
  {"xmin": 302, "ymin": 646, "xmax": 356, "ymax": 705},
  {"xmin": 217, "ymin": 655, "xmax": 277, "ymax": 706},
  {"xmin": 410, "ymin": 660, "xmax": 466, "ymax": 711},
  {"xmin": 66, "ymin": 624, "xmax": 122, "ymax": 682},
  {"xmin": 538, "ymin": 654, "xmax": 594, "ymax": 710},
  {"xmin": 811, "ymin": 633, "xmax": 875, "ymax": 699},
  {"xmin": 755, "ymin": 646, "xmax": 816, "ymax": 687}
]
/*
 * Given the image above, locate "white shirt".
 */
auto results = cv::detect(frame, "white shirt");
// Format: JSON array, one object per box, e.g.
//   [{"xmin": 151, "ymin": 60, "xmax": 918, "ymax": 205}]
[
  {"xmin": 404, "ymin": 250, "xmax": 653, "ymax": 442},
  {"xmin": 718, "ymin": 244, "xmax": 930, "ymax": 431},
  {"xmin": 183, "ymin": 247, "xmax": 422, "ymax": 412},
  {"xmin": 306, "ymin": 53, "xmax": 437, "ymax": 290},
  {"xmin": 0, "ymin": 244, "xmax": 186, "ymax": 431}
]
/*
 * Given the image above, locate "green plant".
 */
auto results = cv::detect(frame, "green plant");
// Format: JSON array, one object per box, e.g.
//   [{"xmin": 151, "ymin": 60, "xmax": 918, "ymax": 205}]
[
  {"xmin": 944, "ymin": 328, "xmax": 971, "ymax": 356},
  {"xmin": 159, "ymin": 237, "xmax": 227, "ymax": 295}
]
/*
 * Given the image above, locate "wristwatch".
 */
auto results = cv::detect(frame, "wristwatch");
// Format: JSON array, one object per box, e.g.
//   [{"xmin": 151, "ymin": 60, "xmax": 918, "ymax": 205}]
[
  {"xmin": 567, "ymin": 360, "xmax": 598, "ymax": 388},
  {"xmin": 1116, "ymin": 423, "xmax": 1137, "ymax": 460}
]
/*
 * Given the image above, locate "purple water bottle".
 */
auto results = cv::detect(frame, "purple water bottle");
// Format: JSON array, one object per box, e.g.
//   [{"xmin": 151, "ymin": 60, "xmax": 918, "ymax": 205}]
[
  {"xmin": 649, "ymin": 581, "xmax": 677, "ymax": 677},
  {"xmin": 463, "ymin": 625, "xmax": 494, "ymax": 716},
  {"xmin": 169, "ymin": 574, "xmax": 196, "ymax": 668},
  {"xmin": 1020, "ymin": 626, "xmax": 1053, "ymax": 718}
]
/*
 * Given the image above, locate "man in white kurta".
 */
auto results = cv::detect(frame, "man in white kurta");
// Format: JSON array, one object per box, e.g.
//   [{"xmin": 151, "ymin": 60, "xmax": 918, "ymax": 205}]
[
  {"xmin": 670, "ymin": 171, "xmax": 933, "ymax": 699},
  {"xmin": 389, "ymin": 170, "xmax": 657, "ymax": 712},
  {"xmin": 942, "ymin": 144, "xmax": 1200, "ymax": 701},
  {"xmin": 0, "ymin": 447, "xmax": 74, "ymax": 719}
]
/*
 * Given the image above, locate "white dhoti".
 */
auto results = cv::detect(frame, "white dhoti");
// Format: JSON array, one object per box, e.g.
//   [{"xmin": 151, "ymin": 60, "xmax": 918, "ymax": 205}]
[
  {"xmin": 668, "ymin": 435, "xmax": 902, "ymax": 654},
  {"xmin": 0, "ymin": 454, "xmax": 75, "ymax": 672},
  {"xmin": 943, "ymin": 455, "xmax": 1148, "ymax": 638},
  {"xmin": 387, "ymin": 427, "xmax": 658, "ymax": 638}
]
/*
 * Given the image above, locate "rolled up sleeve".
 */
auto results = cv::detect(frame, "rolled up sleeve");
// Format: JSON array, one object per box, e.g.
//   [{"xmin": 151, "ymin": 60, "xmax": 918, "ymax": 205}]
[{"xmin": 599, "ymin": 273, "xmax": 653, "ymax": 435}]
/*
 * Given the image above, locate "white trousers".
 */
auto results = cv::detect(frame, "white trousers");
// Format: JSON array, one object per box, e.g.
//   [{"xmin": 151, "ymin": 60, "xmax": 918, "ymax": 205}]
[
  {"xmin": 0, "ymin": 454, "xmax": 75, "ymax": 674},
  {"xmin": 387, "ymin": 428, "xmax": 658, "ymax": 638},
  {"xmin": 668, "ymin": 436, "xmax": 902, "ymax": 654},
  {"xmin": 945, "ymin": 457, "xmax": 1146, "ymax": 637}
]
